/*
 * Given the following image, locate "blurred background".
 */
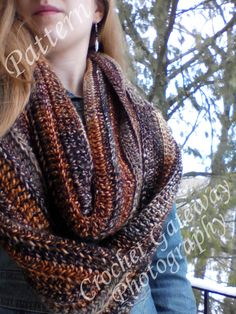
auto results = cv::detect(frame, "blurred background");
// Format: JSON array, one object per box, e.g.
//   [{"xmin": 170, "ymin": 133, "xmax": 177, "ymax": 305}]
[{"xmin": 117, "ymin": 0, "xmax": 236, "ymax": 313}]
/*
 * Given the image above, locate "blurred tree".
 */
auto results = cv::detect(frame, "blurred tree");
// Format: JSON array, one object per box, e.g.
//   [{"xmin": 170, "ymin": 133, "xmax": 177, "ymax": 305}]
[{"xmin": 116, "ymin": 0, "xmax": 236, "ymax": 312}]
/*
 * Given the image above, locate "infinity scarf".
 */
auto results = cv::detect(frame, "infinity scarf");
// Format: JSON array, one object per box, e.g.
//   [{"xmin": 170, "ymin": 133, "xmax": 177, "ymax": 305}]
[{"xmin": 0, "ymin": 51, "xmax": 182, "ymax": 314}]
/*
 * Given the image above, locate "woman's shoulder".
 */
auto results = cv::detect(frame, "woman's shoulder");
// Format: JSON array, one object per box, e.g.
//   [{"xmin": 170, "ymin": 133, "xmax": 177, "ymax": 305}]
[
  {"xmin": 0, "ymin": 108, "xmax": 46, "ymax": 196},
  {"xmin": 123, "ymin": 77, "xmax": 166, "ymax": 127}
]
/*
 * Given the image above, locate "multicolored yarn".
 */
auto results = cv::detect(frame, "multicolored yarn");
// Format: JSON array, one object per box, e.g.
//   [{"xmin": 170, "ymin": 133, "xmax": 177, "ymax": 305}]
[{"xmin": 0, "ymin": 51, "xmax": 182, "ymax": 313}]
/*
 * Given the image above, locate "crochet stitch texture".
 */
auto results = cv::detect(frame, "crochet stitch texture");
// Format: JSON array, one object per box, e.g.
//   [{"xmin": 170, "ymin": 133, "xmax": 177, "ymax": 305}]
[{"xmin": 0, "ymin": 51, "xmax": 182, "ymax": 313}]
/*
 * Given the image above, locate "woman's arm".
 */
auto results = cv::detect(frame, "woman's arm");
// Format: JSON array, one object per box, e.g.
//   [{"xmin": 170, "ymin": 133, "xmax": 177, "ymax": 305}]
[{"xmin": 148, "ymin": 202, "xmax": 197, "ymax": 314}]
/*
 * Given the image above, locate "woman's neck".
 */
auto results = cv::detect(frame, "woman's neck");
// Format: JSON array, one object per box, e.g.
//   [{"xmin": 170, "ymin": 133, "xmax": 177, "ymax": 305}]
[{"xmin": 46, "ymin": 41, "xmax": 88, "ymax": 98}]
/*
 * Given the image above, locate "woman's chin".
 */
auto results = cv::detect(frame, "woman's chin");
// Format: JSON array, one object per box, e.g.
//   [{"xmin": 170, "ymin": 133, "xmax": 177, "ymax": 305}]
[{"xmin": 32, "ymin": 12, "xmax": 64, "ymax": 27}]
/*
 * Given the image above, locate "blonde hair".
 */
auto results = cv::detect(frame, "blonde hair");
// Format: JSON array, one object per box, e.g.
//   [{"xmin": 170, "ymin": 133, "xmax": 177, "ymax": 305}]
[{"xmin": 0, "ymin": 0, "xmax": 130, "ymax": 137}]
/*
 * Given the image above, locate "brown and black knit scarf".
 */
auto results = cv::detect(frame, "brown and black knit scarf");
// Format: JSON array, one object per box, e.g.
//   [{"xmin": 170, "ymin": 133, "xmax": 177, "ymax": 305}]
[{"xmin": 0, "ymin": 51, "xmax": 182, "ymax": 314}]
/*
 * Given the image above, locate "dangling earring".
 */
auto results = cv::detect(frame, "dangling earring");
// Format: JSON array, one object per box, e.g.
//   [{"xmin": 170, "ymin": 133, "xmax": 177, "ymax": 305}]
[{"xmin": 94, "ymin": 23, "xmax": 99, "ymax": 52}]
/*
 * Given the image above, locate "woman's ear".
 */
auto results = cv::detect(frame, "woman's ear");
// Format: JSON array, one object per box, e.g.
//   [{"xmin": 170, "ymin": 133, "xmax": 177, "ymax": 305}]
[{"xmin": 94, "ymin": 0, "xmax": 106, "ymax": 23}]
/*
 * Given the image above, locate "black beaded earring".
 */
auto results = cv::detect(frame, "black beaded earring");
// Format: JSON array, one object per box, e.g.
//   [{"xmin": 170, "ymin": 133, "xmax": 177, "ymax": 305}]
[{"xmin": 94, "ymin": 23, "xmax": 99, "ymax": 52}]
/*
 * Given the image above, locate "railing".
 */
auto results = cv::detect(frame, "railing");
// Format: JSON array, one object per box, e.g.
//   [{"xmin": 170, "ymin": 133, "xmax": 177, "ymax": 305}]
[{"xmin": 188, "ymin": 277, "xmax": 236, "ymax": 314}]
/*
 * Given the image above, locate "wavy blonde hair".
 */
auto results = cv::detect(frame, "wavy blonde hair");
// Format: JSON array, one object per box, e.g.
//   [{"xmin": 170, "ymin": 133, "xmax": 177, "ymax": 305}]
[{"xmin": 0, "ymin": 0, "xmax": 130, "ymax": 137}]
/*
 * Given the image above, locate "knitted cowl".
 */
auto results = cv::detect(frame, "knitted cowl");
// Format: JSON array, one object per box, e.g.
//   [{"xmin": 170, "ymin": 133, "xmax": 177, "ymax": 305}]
[{"xmin": 0, "ymin": 51, "xmax": 182, "ymax": 314}]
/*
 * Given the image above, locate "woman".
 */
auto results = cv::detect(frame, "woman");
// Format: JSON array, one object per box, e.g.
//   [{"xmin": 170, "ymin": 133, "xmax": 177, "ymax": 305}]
[{"xmin": 0, "ymin": 0, "xmax": 197, "ymax": 313}]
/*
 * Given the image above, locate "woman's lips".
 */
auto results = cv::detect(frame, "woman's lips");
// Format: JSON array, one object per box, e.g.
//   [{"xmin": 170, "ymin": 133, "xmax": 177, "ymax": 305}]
[{"xmin": 33, "ymin": 5, "xmax": 63, "ymax": 16}]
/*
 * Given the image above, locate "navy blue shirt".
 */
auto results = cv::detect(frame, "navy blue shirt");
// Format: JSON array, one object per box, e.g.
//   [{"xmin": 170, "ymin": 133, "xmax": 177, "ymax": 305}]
[{"xmin": 66, "ymin": 89, "xmax": 85, "ymax": 124}]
